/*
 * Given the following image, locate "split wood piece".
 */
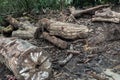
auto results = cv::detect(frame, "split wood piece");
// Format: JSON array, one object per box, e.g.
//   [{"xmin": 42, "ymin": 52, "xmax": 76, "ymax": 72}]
[
  {"xmin": 38, "ymin": 18, "xmax": 89, "ymax": 39},
  {"xmin": 92, "ymin": 17, "xmax": 120, "ymax": 23},
  {"xmin": 42, "ymin": 32, "xmax": 68, "ymax": 49},
  {"xmin": 69, "ymin": 4, "xmax": 109, "ymax": 17},
  {"xmin": 6, "ymin": 16, "xmax": 38, "ymax": 39},
  {"xmin": 0, "ymin": 37, "xmax": 51, "ymax": 80}
]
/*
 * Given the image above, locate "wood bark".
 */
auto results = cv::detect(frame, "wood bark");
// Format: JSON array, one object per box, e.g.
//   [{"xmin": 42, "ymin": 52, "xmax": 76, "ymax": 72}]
[
  {"xmin": 69, "ymin": 4, "xmax": 109, "ymax": 17},
  {"xmin": 92, "ymin": 8, "xmax": 120, "ymax": 23},
  {"xmin": 6, "ymin": 16, "xmax": 38, "ymax": 39},
  {"xmin": 38, "ymin": 18, "xmax": 89, "ymax": 39},
  {"xmin": 42, "ymin": 32, "xmax": 68, "ymax": 49},
  {"xmin": 0, "ymin": 37, "xmax": 51, "ymax": 80}
]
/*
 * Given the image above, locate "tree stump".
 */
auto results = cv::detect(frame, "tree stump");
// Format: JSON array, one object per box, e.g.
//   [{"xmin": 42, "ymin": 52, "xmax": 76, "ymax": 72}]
[{"xmin": 0, "ymin": 37, "xmax": 51, "ymax": 80}]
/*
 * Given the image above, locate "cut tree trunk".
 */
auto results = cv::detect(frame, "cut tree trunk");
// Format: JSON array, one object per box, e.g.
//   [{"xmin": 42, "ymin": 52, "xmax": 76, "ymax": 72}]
[
  {"xmin": 69, "ymin": 4, "xmax": 109, "ymax": 17},
  {"xmin": 92, "ymin": 8, "xmax": 120, "ymax": 23},
  {"xmin": 38, "ymin": 18, "xmax": 89, "ymax": 39},
  {"xmin": 6, "ymin": 16, "xmax": 38, "ymax": 39},
  {"xmin": 42, "ymin": 32, "xmax": 68, "ymax": 49},
  {"xmin": 0, "ymin": 37, "xmax": 51, "ymax": 80}
]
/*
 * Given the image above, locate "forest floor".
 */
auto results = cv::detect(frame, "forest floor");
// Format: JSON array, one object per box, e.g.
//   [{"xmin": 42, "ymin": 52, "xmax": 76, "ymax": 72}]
[{"xmin": 0, "ymin": 6, "xmax": 120, "ymax": 80}]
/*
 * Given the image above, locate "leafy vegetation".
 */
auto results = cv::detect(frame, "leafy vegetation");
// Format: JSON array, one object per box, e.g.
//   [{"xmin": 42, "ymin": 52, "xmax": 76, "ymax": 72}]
[{"xmin": 0, "ymin": 0, "xmax": 119, "ymax": 17}]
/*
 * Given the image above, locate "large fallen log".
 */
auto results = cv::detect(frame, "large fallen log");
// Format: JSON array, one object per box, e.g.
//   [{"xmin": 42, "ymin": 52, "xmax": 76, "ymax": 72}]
[
  {"xmin": 6, "ymin": 16, "xmax": 38, "ymax": 39},
  {"xmin": 92, "ymin": 8, "xmax": 120, "ymax": 23},
  {"xmin": 69, "ymin": 4, "xmax": 109, "ymax": 17},
  {"xmin": 38, "ymin": 18, "xmax": 89, "ymax": 39},
  {"xmin": 42, "ymin": 32, "xmax": 68, "ymax": 49},
  {"xmin": 0, "ymin": 37, "xmax": 51, "ymax": 80}
]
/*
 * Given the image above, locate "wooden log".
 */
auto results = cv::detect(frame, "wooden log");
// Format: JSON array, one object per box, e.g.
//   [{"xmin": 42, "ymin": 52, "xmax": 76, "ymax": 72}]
[
  {"xmin": 92, "ymin": 8, "xmax": 120, "ymax": 23},
  {"xmin": 6, "ymin": 16, "xmax": 20, "ymax": 30},
  {"xmin": 38, "ymin": 18, "xmax": 89, "ymax": 39},
  {"xmin": 12, "ymin": 21, "xmax": 38, "ymax": 39},
  {"xmin": 6, "ymin": 16, "xmax": 38, "ymax": 39},
  {"xmin": 92, "ymin": 17, "xmax": 120, "ymax": 23},
  {"xmin": 93, "ymin": 8, "xmax": 120, "ymax": 18},
  {"xmin": 69, "ymin": 4, "xmax": 109, "ymax": 17},
  {"xmin": 0, "ymin": 37, "xmax": 51, "ymax": 80},
  {"xmin": 42, "ymin": 32, "xmax": 68, "ymax": 49}
]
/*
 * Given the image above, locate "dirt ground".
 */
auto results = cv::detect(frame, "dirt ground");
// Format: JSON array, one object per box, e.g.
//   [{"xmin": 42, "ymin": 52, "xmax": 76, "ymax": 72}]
[{"xmin": 0, "ymin": 6, "xmax": 120, "ymax": 80}]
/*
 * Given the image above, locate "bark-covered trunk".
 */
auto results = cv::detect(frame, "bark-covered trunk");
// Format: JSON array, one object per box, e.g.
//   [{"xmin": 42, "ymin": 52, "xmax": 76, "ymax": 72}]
[
  {"xmin": 38, "ymin": 18, "xmax": 89, "ymax": 39},
  {"xmin": 42, "ymin": 32, "xmax": 68, "ymax": 49},
  {"xmin": 0, "ymin": 37, "xmax": 51, "ymax": 80}
]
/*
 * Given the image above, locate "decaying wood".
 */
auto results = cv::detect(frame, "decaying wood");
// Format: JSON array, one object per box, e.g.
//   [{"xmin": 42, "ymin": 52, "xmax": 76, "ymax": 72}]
[
  {"xmin": 0, "ymin": 37, "xmax": 51, "ymax": 80},
  {"xmin": 69, "ymin": 4, "xmax": 109, "ymax": 17},
  {"xmin": 38, "ymin": 18, "xmax": 89, "ymax": 39},
  {"xmin": 92, "ymin": 8, "xmax": 120, "ymax": 23},
  {"xmin": 6, "ymin": 16, "xmax": 38, "ymax": 39},
  {"xmin": 42, "ymin": 32, "xmax": 68, "ymax": 49}
]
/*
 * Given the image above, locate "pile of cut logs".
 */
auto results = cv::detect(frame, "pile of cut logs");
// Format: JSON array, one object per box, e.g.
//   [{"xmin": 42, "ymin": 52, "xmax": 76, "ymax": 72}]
[
  {"xmin": 1, "ymin": 4, "xmax": 120, "ymax": 80},
  {"xmin": 5, "ymin": 16, "xmax": 89, "ymax": 49}
]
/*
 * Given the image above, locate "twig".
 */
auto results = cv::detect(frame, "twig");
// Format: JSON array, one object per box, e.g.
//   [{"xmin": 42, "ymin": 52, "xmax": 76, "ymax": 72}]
[{"xmin": 67, "ymin": 50, "xmax": 81, "ymax": 55}]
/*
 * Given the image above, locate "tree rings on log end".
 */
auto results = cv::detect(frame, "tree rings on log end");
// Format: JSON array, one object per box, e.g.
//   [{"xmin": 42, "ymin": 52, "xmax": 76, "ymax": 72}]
[{"xmin": 0, "ymin": 37, "xmax": 51, "ymax": 80}]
